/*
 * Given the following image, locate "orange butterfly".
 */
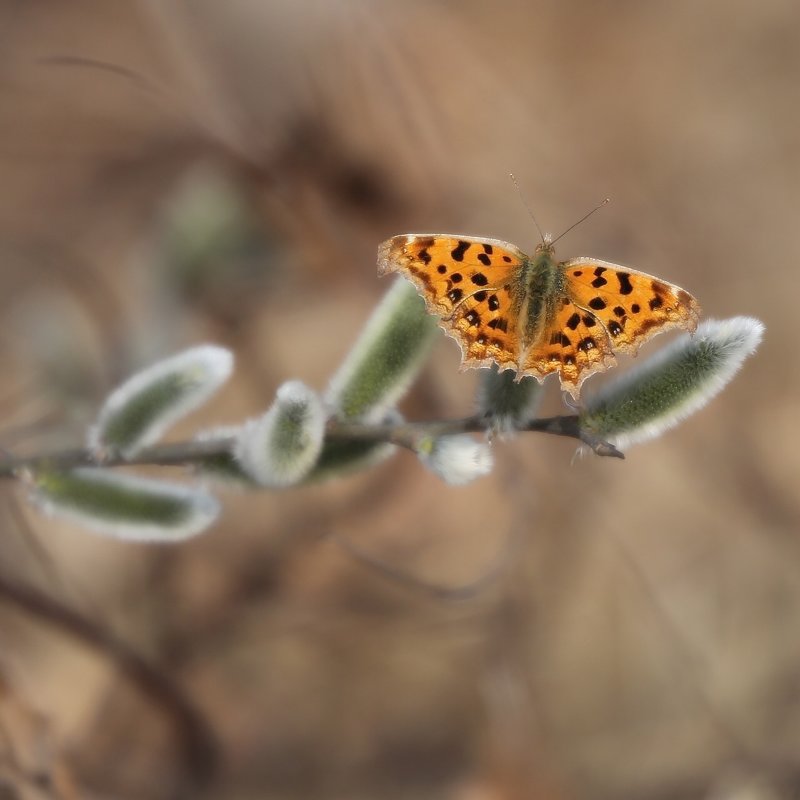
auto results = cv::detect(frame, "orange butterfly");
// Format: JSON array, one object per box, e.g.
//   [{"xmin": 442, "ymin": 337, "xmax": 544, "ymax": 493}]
[{"xmin": 378, "ymin": 233, "xmax": 700, "ymax": 400}]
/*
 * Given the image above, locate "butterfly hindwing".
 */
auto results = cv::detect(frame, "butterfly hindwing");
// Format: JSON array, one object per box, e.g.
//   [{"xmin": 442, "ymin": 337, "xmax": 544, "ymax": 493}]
[
  {"xmin": 449, "ymin": 282, "xmax": 521, "ymax": 369},
  {"xmin": 523, "ymin": 297, "xmax": 617, "ymax": 398}
]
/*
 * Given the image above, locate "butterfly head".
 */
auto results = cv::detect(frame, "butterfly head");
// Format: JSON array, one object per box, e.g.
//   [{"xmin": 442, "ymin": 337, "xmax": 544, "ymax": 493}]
[{"xmin": 534, "ymin": 233, "xmax": 555, "ymax": 256}]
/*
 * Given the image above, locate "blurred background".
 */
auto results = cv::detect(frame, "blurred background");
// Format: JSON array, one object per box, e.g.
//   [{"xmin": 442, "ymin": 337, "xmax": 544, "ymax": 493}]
[{"xmin": 0, "ymin": 1, "xmax": 797, "ymax": 798}]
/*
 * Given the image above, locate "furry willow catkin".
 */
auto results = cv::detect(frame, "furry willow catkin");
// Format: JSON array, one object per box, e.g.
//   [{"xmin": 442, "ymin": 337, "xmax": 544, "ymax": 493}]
[
  {"xmin": 580, "ymin": 317, "xmax": 764, "ymax": 448},
  {"xmin": 89, "ymin": 345, "xmax": 233, "ymax": 457}
]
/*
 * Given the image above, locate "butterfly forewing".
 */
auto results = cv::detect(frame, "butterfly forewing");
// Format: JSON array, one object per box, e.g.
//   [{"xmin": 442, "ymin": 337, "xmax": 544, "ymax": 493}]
[
  {"xmin": 378, "ymin": 234, "xmax": 525, "ymax": 368},
  {"xmin": 563, "ymin": 257, "xmax": 700, "ymax": 356}
]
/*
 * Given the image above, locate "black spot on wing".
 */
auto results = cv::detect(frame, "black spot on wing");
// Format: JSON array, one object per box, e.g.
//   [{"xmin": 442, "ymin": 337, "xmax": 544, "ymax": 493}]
[
  {"xmin": 465, "ymin": 310, "xmax": 480, "ymax": 325},
  {"xmin": 471, "ymin": 272, "xmax": 488, "ymax": 286},
  {"xmin": 566, "ymin": 312, "xmax": 581, "ymax": 330},
  {"xmin": 451, "ymin": 241, "xmax": 470, "ymax": 261},
  {"xmin": 477, "ymin": 253, "xmax": 491, "ymax": 266},
  {"xmin": 617, "ymin": 272, "xmax": 634, "ymax": 295},
  {"xmin": 588, "ymin": 297, "xmax": 606, "ymax": 310},
  {"xmin": 591, "ymin": 275, "xmax": 608, "ymax": 288}
]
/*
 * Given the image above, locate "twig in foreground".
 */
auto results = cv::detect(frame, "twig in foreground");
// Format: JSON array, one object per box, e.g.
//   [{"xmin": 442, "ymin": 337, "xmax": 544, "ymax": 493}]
[{"xmin": 0, "ymin": 414, "xmax": 622, "ymax": 480}]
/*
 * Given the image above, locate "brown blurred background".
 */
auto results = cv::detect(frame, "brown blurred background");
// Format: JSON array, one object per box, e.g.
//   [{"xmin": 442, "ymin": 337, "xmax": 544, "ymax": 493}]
[{"xmin": 0, "ymin": 1, "xmax": 797, "ymax": 798}]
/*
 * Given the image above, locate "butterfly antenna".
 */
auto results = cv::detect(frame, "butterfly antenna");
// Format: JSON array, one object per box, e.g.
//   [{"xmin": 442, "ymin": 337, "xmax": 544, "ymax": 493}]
[
  {"xmin": 509, "ymin": 173, "xmax": 546, "ymax": 244},
  {"xmin": 550, "ymin": 197, "xmax": 611, "ymax": 246}
]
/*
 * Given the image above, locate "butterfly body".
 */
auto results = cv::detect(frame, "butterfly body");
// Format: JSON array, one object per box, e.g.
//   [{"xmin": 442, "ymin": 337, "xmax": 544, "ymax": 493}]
[
  {"xmin": 377, "ymin": 233, "xmax": 700, "ymax": 400},
  {"xmin": 516, "ymin": 244, "xmax": 568, "ymax": 352}
]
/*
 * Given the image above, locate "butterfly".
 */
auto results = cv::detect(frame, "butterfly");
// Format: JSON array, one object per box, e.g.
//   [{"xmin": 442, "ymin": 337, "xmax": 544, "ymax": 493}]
[{"xmin": 377, "ymin": 232, "xmax": 700, "ymax": 400}]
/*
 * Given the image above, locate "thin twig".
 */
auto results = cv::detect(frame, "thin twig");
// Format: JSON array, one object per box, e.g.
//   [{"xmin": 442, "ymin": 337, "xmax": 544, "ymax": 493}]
[
  {"xmin": 327, "ymin": 520, "xmax": 527, "ymax": 602},
  {"xmin": 0, "ymin": 414, "xmax": 622, "ymax": 479},
  {"xmin": 0, "ymin": 571, "xmax": 219, "ymax": 793}
]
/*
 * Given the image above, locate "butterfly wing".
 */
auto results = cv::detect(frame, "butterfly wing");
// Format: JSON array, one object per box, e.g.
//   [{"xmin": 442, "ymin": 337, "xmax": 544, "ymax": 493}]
[
  {"xmin": 521, "ymin": 296, "xmax": 618, "ymax": 399},
  {"xmin": 378, "ymin": 234, "xmax": 526, "ymax": 370},
  {"xmin": 563, "ymin": 257, "xmax": 701, "ymax": 357}
]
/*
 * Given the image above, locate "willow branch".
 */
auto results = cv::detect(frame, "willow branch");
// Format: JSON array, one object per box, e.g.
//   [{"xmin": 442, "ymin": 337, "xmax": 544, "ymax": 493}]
[{"xmin": 0, "ymin": 414, "xmax": 622, "ymax": 479}]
